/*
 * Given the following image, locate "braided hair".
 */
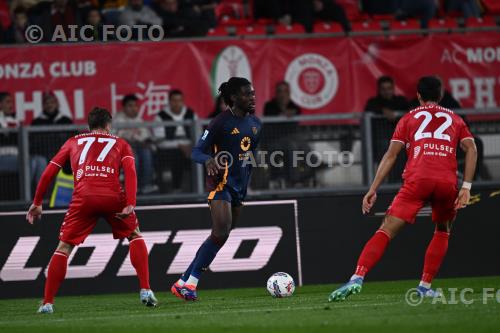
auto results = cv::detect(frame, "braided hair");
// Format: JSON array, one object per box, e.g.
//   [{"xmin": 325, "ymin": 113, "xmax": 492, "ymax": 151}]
[{"xmin": 218, "ymin": 77, "xmax": 251, "ymax": 108}]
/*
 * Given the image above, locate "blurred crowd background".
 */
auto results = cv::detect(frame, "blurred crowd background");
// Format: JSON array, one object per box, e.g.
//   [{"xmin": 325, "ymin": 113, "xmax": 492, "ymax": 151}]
[{"xmin": 0, "ymin": 0, "xmax": 499, "ymax": 43}]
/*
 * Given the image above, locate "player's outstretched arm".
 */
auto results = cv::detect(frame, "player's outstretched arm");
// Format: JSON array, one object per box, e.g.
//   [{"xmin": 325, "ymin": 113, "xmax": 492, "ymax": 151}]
[
  {"xmin": 362, "ymin": 141, "xmax": 403, "ymax": 214},
  {"xmin": 454, "ymin": 139, "xmax": 477, "ymax": 210},
  {"xmin": 27, "ymin": 162, "xmax": 61, "ymax": 224}
]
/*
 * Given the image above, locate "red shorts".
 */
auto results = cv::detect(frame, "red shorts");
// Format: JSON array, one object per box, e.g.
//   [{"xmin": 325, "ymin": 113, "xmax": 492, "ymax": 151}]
[
  {"xmin": 60, "ymin": 194, "xmax": 138, "ymax": 245},
  {"xmin": 386, "ymin": 180, "xmax": 458, "ymax": 224}
]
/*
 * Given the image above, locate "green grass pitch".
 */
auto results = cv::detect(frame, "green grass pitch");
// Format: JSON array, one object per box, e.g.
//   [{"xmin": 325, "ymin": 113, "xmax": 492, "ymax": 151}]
[{"xmin": 1, "ymin": 276, "xmax": 499, "ymax": 333}]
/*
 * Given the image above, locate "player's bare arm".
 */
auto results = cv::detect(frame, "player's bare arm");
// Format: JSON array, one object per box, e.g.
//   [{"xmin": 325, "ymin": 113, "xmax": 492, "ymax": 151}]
[
  {"xmin": 454, "ymin": 138, "xmax": 478, "ymax": 210},
  {"xmin": 362, "ymin": 141, "xmax": 404, "ymax": 214}
]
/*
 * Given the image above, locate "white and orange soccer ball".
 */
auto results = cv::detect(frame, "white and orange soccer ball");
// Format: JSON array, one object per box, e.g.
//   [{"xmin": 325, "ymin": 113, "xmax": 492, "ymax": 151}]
[{"xmin": 266, "ymin": 272, "xmax": 295, "ymax": 298}]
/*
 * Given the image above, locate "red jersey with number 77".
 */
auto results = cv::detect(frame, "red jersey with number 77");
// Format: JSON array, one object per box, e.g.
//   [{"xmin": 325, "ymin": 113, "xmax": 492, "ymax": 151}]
[
  {"xmin": 50, "ymin": 132, "xmax": 135, "ymax": 200},
  {"xmin": 391, "ymin": 104, "xmax": 474, "ymax": 184}
]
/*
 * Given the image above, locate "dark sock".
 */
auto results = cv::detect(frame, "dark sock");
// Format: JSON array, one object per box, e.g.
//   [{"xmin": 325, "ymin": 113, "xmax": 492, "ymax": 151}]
[{"xmin": 189, "ymin": 236, "xmax": 222, "ymax": 279}]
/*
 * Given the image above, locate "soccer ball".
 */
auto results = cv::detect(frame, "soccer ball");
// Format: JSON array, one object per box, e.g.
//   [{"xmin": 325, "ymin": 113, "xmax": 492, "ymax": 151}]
[{"xmin": 266, "ymin": 272, "xmax": 295, "ymax": 297}]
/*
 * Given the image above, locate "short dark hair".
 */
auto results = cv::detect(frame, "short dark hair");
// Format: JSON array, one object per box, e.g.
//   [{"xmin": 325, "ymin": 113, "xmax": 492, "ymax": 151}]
[
  {"xmin": 169, "ymin": 89, "xmax": 183, "ymax": 100},
  {"xmin": 122, "ymin": 94, "xmax": 138, "ymax": 106},
  {"xmin": 0, "ymin": 92, "xmax": 11, "ymax": 103},
  {"xmin": 417, "ymin": 76, "xmax": 442, "ymax": 102},
  {"xmin": 218, "ymin": 77, "xmax": 251, "ymax": 107},
  {"xmin": 88, "ymin": 107, "xmax": 112, "ymax": 130},
  {"xmin": 377, "ymin": 76, "xmax": 394, "ymax": 87},
  {"xmin": 275, "ymin": 80, "xmax": 289, "ymax": 89}
]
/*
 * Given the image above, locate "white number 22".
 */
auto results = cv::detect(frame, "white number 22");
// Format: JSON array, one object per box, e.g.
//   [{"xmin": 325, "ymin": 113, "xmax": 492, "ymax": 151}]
[
  {"xmin": 77, "ymin": 137, "xmax": 117, "ymax": 165},
  {"xmin": 414, "ymin": 111, "xmax": 452, "ymax": 142}
]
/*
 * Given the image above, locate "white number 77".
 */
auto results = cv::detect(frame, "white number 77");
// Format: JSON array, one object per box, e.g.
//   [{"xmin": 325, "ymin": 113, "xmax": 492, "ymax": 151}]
[{"xmin": 78, "ymin": 137, "xmax": 117, "ymax": 165}]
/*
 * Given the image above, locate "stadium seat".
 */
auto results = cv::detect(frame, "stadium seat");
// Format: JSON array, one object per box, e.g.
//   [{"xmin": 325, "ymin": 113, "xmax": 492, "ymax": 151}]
[
  {"xmin": 207, "ymin": 26, "xmax": 229, "ymax": 37},
  {"xmin": 388, "ymin": 19, "xmax": 420, "ymax": 31},
  {"xmin": 386, "ymin": 19, "xmax": 422, "ymax": 39},
  {"xmin": 465, "ymin": 16, "xmax": 498, "ymax": 28},
  {"xmin": 371, "ymin": 14, "xmax": 394, "ymax": 21},
  {"xmin": 313, "ymin": 22, "xmax": 343, "ymax": 34},
  {"xmin": 274, "ymin": 24, "xmax": 306, "ymax": 35},
  {"xmin": 351, "ymin": 20, "xmax": 382, "ymax": 33},
  {"xmin": 428, "ymin": 18, "xmax": 456, "ymax": 32},
  {"xmin": 219, "ymin": 17, "xmax": 253, "ymax": 27},
  {"xmin": 236, "ymin": 25, "xmax": 267, "ymax": 36}
]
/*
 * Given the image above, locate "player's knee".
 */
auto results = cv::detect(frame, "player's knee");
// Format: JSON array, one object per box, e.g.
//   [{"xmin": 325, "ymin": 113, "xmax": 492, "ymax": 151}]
[
  {"xmin": 56, "ymin": 241, "xmax": 74, "ymax": 255},
  {"xmin": 380, "ymin": 215, "xmax": 406, "ymax": 239},
  {"xmin": 127, "ymin": 228, "xmax": 142, "ymax": 241},
  {"xmin": 435, "ymin": 221, "xmax": 452, "ymax": 233},
  {"xmin": 210, "ymin": 229, "xmax": 230, "ymax": 247}
]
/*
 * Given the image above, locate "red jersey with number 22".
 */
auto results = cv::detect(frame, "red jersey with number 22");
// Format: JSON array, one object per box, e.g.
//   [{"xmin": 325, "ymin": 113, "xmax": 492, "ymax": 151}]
[
  {"xmin": 50, "ymin": 132, "xmax": 135, "ymax": 199},
  {"xmin": 391, "ymin": 104, "xmax": 474, "ymax": 184}
]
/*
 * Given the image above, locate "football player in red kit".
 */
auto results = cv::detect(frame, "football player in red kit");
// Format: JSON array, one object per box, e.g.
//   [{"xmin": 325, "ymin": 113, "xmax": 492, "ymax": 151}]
[
  {"xmin": 329, "ymin": 76, "xmax": 477, "ymax": 301},
  {"xmin": 26, "ymin": 107, "xmax": 157, "ymax": 313}
]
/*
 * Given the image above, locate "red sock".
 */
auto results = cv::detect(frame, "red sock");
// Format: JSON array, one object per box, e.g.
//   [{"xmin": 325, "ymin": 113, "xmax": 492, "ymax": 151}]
[
  {"xmin": 44, "ymin": 251, "xmax": 68, "ymax": 304},
  {"xmin": 421, "ymin": 231, "xmax": 450, "ymax": 284},
  {"xmin": 355, "ymin": 230, "xmax": 391, "ymax": 277},
  {"xmin": 129, "ymin": 237, "xmax": 150, "ymax": 289}
]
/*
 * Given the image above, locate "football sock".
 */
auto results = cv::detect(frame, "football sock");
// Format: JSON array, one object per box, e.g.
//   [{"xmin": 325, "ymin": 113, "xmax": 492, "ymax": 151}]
[
  {"xmin": 129, "ymin": 237, "xmax": 150, "ymax": 290},
  {"xmin": 350, "ymin": 274, "xmax": 364, "ymax": 282},
  {"xmin": 186, "ymin": 276, "xmax": 199, "ymax": 287},
  {"xmin": 421, "ymin": 231, "xmax": 450, "ymax": 285},
  {"xmin": 179, "ymin": 250, "xmax": 200, "ymax": 283},
  {"xmin": 419, "ymin": 281, "xmax": 432, "ymax": 289},
  {"xmin": 354, "ymin": 229, "xmax": 391, "ymax": 278},
  {"xmin": 178, "ymin": 244, "xmax": 206, "ymax": 286},
  {"xmin": 44, "ymin": 251, "xmax": 68, "ymax": 304},
  {"xmin": 186, "ymin": 236, "xmax": 222, "ymax": 287}
]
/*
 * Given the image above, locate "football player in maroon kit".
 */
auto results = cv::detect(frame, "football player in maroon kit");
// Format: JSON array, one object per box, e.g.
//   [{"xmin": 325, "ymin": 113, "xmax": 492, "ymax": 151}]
[
  {"xmin": 27, "ymin": 107, "xmax": 157, "ymax": 313},
  {"xmin": 329, "ymin": 76, "xmax": 477, "ymax": 301}
]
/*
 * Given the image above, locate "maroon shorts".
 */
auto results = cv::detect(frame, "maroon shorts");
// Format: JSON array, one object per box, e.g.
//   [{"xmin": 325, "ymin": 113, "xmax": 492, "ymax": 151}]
[
  {"xmin": 386, "ymin": 180, "xmax": 458, "ymax": 224},
  {"xmin": 59, "ymin": 194, "xmax": 138, "ymax": 245}
]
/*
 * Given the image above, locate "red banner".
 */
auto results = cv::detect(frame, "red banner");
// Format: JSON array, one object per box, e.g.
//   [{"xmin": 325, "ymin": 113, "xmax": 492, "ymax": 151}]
[{"xmin": 0, "ymin": 32, "xmax": 499, "ymax": 124}]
